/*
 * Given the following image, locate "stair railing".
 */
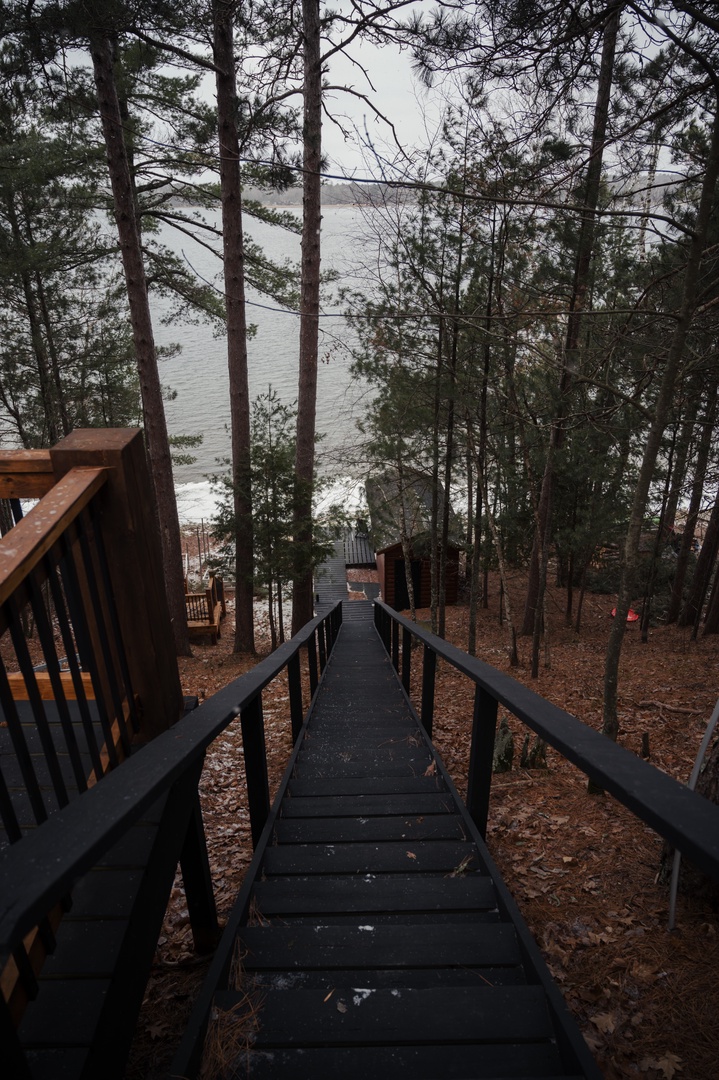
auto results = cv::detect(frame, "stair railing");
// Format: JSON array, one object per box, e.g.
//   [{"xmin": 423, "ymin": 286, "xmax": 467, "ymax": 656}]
[
  {"xmin": 374, "ymin": 599, "xmax": 719, "ymax": 884},
  {"xmin": 0, "ymin": 429, "xmax": 342, "ymax": 1075}
]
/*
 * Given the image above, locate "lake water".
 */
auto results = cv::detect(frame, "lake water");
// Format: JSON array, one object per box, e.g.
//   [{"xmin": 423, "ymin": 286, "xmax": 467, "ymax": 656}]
[{"xmin": 151, "ymin": 205, "xmax": 371, "ymax": 521}]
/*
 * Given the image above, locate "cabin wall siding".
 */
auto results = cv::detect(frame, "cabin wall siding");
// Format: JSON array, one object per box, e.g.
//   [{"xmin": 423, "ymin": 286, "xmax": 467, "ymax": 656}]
[{"xmin": 376, "ymin": 542, "xmax": 460, "ymax": 611}]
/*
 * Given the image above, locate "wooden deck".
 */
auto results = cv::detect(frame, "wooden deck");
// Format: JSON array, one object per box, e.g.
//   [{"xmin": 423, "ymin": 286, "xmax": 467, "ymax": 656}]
[{"xmin": 173, "ymin": 607, "xmax": 599, "ymax": 1079}]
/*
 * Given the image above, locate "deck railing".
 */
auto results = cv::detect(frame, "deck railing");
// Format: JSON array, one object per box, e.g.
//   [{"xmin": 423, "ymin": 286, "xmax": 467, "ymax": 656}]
[
  {"xmin": 374, "ymin": 599, "xmax": 719, "ymax": 884},
  {"xmin": 0, "ymin": 428, "xmax": 342, "ymax": 1076}
]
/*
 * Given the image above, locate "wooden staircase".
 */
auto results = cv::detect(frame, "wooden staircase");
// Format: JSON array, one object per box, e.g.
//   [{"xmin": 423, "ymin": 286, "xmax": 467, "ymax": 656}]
[{"xmin": 172, "ymin": 608, "xmax": 600, "ymax": 1079}]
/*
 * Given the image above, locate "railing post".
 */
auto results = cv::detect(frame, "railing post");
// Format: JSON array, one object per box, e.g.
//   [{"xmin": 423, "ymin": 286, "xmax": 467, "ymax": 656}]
[
  {"xmin": 420, "ymin": 645, "xmax": 436, "ymax": 738},
  {"xmin": 50, "ymin": 429, "xmax": 183, "ymax": 739},
  {"xmin": 307, "ymin": 632, "xmax": 318, "ymax": 695},
  {"xmin": 240, "ymin": 696, "xmax": 270, "ymax": 848},
  {"xmin": 401, "ymin": 626, "xmax": 411, "ymax": 695},
  {"xmin": 391, "ymin": 616, "xmax": 399, "ymax": 672},
  {"xmin": 288, "ymin": 652, "xmax": 304, "ymax": 742},
  {"xmin": 179, "ymin": 781, "xmax": 220, "ymax": 952},
  {"xmin": 466, "ymin": 686, "xmax": 499, "ymax": 840}
]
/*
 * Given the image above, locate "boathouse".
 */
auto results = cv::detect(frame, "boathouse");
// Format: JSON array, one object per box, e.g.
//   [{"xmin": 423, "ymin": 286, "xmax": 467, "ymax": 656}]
[{"xmin": 365, "ymin": 469, "xmax": 462, "ymax": 610}]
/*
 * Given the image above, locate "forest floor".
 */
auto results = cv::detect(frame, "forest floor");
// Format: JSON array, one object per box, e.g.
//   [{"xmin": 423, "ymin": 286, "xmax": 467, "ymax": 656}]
[{"xmin": 128, "ymin": 572, "xmax": 719, "ymax": 1080}]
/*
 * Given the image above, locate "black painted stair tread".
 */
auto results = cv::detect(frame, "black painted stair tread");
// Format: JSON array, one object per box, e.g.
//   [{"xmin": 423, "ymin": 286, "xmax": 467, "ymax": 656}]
[
  {"xmin": 239, "ymin": 922, "xmax": 521, "ymax": 968},
  {"xmin": 215, "ymin": 1044, "xmax": 578, "ymax": 1080},
  {"xmin": 215, "ymin": 984, "xmax": 554, "ymax": 1045},
  {"xmin": 274, "ymin": 815, "xmax": 466, "ymax": 843},
  {"xmin": 280, "ymin": 793, "xmax": 456, "ymax": 817},
  {"xmin": 261, "ymin": 839, "xmax": 479, "ymax": 874},
  {"xmin": 252, "ymin": 874, "xmax": 498, "ymax": 915},
  {"xmin": 172, "ymin": 608, "xmax": 600, "ymax": 1080}
]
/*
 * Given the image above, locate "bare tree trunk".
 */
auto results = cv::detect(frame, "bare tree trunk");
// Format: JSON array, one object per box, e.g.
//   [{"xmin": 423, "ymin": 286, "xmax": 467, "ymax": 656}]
[
  {"xmin": 680, "ymin": 486, "xmax": 719, "ymax": 630},
  {"xmin": 479, "ymin": 462, "xmax": 519, "ymax": 666},
  {"xmin": 703, "ymin": 563, "xmax": 719, "ymax": 635},
  {"xmin": 214, "ymin": 1, "xmax": 255, "ymax": 653},
  {"xmin": 522, "ymin": 6, "xmax": 620, "ymax": 637},
  {"xmin": 603, "ymin": 101, "xmax": 719, "ymax": 740},
  {"xmin": 396, "ymin": 457, "xmax": 417, "ymax": 620},
  {"xmin": 291, "ymin": 0, "xmax": 322, "ymax": 635},
  {"xmin": 89, "ymin": 32, "xmax": 190, "ymax": 655},
  {"xmin": 667, "ymin": 381, "xmax": 717, "ymax": 623},
  {"xmin": 429, "ymin": 321, "xmax": 443, "ymax": 634}
]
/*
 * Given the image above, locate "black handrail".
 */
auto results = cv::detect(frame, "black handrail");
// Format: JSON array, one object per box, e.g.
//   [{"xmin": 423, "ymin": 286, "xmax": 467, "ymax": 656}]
[
  {"xmin": 0, "ymin": 600, "xmax": 343, "ymax": 974},
  {"xmin": 374, "ymin": 599, "xmax": 719, "ymax": 883}
]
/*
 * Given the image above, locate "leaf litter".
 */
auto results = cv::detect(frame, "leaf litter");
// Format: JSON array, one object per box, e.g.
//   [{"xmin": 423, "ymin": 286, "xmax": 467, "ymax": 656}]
[{"xmin": 127, "ymin": 573, "xmax": 719, "ymax": 1079}]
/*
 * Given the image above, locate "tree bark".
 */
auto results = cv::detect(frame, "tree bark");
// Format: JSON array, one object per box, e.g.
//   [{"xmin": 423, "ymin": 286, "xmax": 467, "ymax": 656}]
[
  {"xmin": 291, "ymin": 0, "xmax": 322, "ymax": 635},
  {"xmin": 522, "ymin": 5, "xmax": 620, "ymax": 637},
  {"xmin": 213, "ymin": 0, "xmax": 255, "ymax": 653},
  {"xmin": 603, "ymin": 101, "xmax": 719, "ymax": 739},
  {"xmin": 667, "ymin": 381, "xmax": 717, "ymax": 623},
  {"xmin": 89, "ymin": 32, "xmax": 190, "ymax": 655},
  {"xmin": 680, "ymin": 485, "xmax": 719, "ymax": 630}
]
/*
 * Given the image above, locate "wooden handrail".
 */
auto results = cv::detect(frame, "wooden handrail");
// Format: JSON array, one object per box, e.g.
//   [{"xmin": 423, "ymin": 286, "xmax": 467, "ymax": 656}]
[
  {"xmin": 0, "ymin": 450, "xmax": 55, "ymax": 499},
  {"xmin": 0, "ymin": 600, "xmax": 344, "ymax": 971},
  {"xmin": 374, "ymin": 599, "xmax": 719, "ymax": 884},
  {"xmin": 0, "ymin": 467, "xmax": 107, "ymax": 607}
]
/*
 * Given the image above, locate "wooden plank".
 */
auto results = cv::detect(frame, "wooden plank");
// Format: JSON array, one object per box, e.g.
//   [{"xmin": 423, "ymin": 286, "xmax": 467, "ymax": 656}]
[
  {"xmin": 252, "ymin": 874, "xmax": 496, "ymax": 915},
  {"xmin": 262, "ymin": 840, "xmax": 479, "ymax": 875},
  {"xmin": 24, "ymin": 1049, "xmax": 90, "ymax": 1080},
  {"xmin": 0, "ymin": 450, "xmax": 54, "ymax": 500},
  {"xmin": 18, "ymin": 978, "xmax": 109, "ymax": 1045},
  {"xmin": 208, "ymin": 1043, "xmax": 573, "ymax": 1080},
  {"xmin": 38, "ymin": 920, "xmax": 128, "ymax": 977},
  {"xmin": 293, "ymin": 760, "xmax": 433, "ymax": 780},
  {"xmin": 287, "ymin": 776, "xmax": 446, "ymax": 797},
  {"xmin": 280, "ymin": 793, "xmax": 456, "ymax": 818},
  {"xmin": 274, "ymin": 815, "xmax": 466, "ymax": 844},
  {"xmin": 249, "ymin": 965, "xmax": 527, "ymax": 989},
  {"xmin": 5, "ymin": 672, "xmax": 95, "ymax": 702},
  {"xmin": 215, "ymin": 984, "xmax": 553, "ymax": 1045},
  {"xmin": 298, "ymin": 748, "xmax": 430, "ymax": 766},
  {"xmin": 0, "ymin": 468, "xmax": 107, "ymax": 607},
  {"xmin": 239, "ymin": 922, "xmax": 520, "ymax": 969}
]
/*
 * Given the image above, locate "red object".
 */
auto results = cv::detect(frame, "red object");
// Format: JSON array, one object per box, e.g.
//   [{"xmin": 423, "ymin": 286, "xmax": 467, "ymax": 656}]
[{"xmin": 611, "ymin": 607, "xmax": 639, "ymax": 622}]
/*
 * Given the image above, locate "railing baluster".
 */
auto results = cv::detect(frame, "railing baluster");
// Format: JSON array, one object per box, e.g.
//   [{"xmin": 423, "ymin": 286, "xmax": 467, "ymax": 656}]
[
  {"xmin": 11, "ymin": 942, "xmax": 38, "ymax": 1002},
  {"xmin": 0, "ymin": 609, "xmax": 60, "ymax": 816},
  {"xmin": 75, "ymin": 513, "xmax": 132, "ymax": 758},
  {"xmin": 401, "ymin": 626, "xmax": 411, "ymax": 695},
  {"xmin": 87, "ymin": 501, "xmax": 140, "ymax": 733},
  {"xmin": 288, "ymin": 653, "xmax": 304, "ymax": 743},
  {"xmin": 27, "ymin": 571, "xmax": 88, "ymax": 794},
  {"xmin": 0, "ymin": 995, "xmax": 32, "ymax": 1079},
  {"xmin": 466, "ymin": 686, "xmax": 499, "ymax": 840},
  {"xmin": 59, "ymin": 529, "xmax": 121, "ymax": 771},
  {"xmin": 179, "ymin": 779, "xmax": 220, "ymax": 953},
  {"xmin": 45, "ymin": 555, "xmax": 105, "ymax": 784},
  {"xmin": 391, "ymin": 617, "xmax": 399, "ymax": 672},
  {"xmin": 307, "ymin": 631, "xmax": 318, "ymax": 695},
  {"xmin": 0, "ymin": 761, "xmax": 22, "ymax": 844},
  {"xmin": 420, "ymin": 644, "xmax": 436, "ymax": 738},
  {"xmin": 240, "ymin": 696, "xmax": 270, "ymax": 849},
  {"xmin": 317, "ymin": 620, "xmax": 327, "ymax": 672}
]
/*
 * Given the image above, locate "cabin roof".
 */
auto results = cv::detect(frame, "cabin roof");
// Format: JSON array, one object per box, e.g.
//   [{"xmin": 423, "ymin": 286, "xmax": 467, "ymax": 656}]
[{"xmin": 365, "ymin": 469, "xmax": 464, "ymax": 554}]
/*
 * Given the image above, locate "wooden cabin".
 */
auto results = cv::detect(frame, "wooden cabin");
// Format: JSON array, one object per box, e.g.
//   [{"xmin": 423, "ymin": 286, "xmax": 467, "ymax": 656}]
[{"xmin": 365, "ymin": 470, "xmax": 462, "ymax": 611}]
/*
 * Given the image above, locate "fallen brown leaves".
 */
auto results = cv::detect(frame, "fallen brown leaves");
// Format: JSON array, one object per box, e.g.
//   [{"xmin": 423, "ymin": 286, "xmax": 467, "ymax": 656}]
[
  {"xmin": 128, "ymin": 573, "xmax": 719, "ymax": 1079},
  {"xmin": 427, "ymin": 570, "xmax": 719, "ymax": 1080}
]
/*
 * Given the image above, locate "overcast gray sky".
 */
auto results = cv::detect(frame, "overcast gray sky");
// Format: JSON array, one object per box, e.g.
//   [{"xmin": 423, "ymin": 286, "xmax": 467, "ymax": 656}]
[{"xmin": 321, "ymin": 32, "xmax": 449, "ymax": 181}]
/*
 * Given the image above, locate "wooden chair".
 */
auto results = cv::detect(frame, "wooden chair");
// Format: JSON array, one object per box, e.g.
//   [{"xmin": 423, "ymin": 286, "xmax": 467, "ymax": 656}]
[{"xmin": 185, "ymin": 572, "xmax": 225, "ymax": 644}]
